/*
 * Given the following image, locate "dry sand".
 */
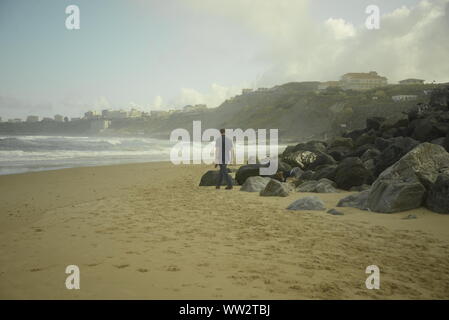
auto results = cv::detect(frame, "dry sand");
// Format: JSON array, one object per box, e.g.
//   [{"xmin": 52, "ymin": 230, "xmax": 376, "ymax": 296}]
[{"xmin": 0, "ymin": 162, "xmax": 448, "ymax": 299}]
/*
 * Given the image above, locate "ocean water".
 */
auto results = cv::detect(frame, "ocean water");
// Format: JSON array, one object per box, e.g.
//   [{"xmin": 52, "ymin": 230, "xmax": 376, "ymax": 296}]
[
  {"xmin": 0, "ymin": 135, "xmax": 175, "ymax": 175},
  {"xmin": 0, "ymin": 135, "xmax": 285, "ymax": 175}
]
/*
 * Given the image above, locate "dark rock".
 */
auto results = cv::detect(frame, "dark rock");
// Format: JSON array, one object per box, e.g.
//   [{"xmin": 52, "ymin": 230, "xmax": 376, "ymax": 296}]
[
  {"xmin": 366, "ymin": 117, "xmax": 386, "ymax": 131},
  {"xmin": 287, "ymin": 196, "xmax": 326, "ymax": 211},
  {"xmin": 328, "ymin": 150, "xmax": 345, "ymax": 161},
  {"xmin": 349, "ymin": 144, "xmax": 377, "ymax": 158},
  {"xmin": 240, "ymin": 176, "xmax": 271, "ymax": 192},
  {"xmin": 334, "ymin": 157, "xmax": 373, "ymax": 190},
  {"xmin": 296, "ymin": 180, "xmax": 319, "ymax": 192},
  {"xmin": 278, "ymin": 161, "xmax": 292, "ymax": 173},
  {"xmin": 344, "ymin": 128, "xmax": 367, "ymax": 141},
  {"xmin": 374, "ymin": 137, "xmax": 420, "ymax": 176},
  {"xmin": 367, "ymin": 143, "xmax": 449, "ymax": 213},
  {"xmin": 431, "ymin": 137, "xmax": 446, "ymax": 147},
  {"xmin": 312, "ymin": 164, "xmax": 337, "ymax": 181},
  {"xmin": 301, "ymin": 170, "xmax": 316, "ymax": 181},
  {"xmin": 316, "ymin": 179, "xmax": 338, "ymax": 193},
  {"xmin": 296, "ymin": 178, "xmax": 337, "ymax": 193},
  {"xmin": 199, "ymin": 170, "xmax": 236, "ymax": 186},
  {"xmin": 374, "ymin": 137, "xmax": 391, "ymax": 151},
  {"xmin": 337, "ymin": 190, "xmax": 370, "ymax": 210},
  {"xmin": 367, "ymin": 180, "xmax": 426, "ymax": 213},
  {"xmin": 425, "ymin": 174, "xmax": 449, "ymax": 214},
  {"xmin": 327, "ymin": 208, "xmax": 344, "ymax": 216},
  {"xmin": 260, "ymin": 179, "xmax": 290, "ymax": 197},
  {"xmin": 355, "ymin": 133, "xmax": 376, "ymax": 148},
  {"xmin": 329, "ymin": 137, "xmax": 354, "ymax": 149},
  {"xmin": 361, "ymin": 148, "xmax": 381, "ymax": 162},
  {"xmin": 410, "ymin": 118, "xmax": 444, "ymax": 142},
  {"xmin": 235, "ymin": 164, "xmax": 266, "ymax": 185}
]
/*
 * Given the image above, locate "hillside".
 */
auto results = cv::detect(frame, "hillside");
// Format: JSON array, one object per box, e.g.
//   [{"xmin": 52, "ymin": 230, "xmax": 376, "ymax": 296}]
[{"xmin": 141, "ymin": 82, "xmax": 440, "ymax": 142}]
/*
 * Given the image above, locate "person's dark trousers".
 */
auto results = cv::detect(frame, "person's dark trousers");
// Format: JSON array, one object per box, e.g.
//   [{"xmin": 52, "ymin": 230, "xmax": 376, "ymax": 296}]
[{"xmin": 217, "ymin": 164, "xmax": 233, "ymax": 187}]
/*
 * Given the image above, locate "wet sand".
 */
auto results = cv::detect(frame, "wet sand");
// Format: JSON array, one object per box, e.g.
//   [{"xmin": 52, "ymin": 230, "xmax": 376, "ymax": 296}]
[{"xmin": 0, "ymin": 162, "xmax": 448, "ymax": 299}]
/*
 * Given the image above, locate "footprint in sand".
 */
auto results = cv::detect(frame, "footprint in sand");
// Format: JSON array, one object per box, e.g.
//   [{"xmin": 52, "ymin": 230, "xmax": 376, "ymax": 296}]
[
  {"xmin": 29, "ymin": 268, "xmax": 43, "ymax": 272},
  {"xmin": 114, "ymin": 264, "xmax": 130, "ymax": 269},
  {"xmin": 86, "ymin": 263, "xmax": 101, "ymax": 267},
  {"xmin": 137, "ymin": 268, "xmax": 148, "ymax": 273}
]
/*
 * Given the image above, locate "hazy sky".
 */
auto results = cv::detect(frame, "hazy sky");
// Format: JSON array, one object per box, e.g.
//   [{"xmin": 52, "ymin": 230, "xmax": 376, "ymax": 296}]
[{"xmin": 0, "ymin": 0, "xmax": 448, "ymax": 119}]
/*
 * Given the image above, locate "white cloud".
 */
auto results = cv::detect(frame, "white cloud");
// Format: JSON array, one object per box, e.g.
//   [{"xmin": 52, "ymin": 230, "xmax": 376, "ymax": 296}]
[
  {"xmin": 187, "ymin": 0, "xmax": 449, "ymax": 84},
  {"xmin": 170, "ymin": 83, "xmax": 242, "ymax": 109},
  {"xmin": 325, "ymin": 18, "xmax": 356, "ymax": 40}
]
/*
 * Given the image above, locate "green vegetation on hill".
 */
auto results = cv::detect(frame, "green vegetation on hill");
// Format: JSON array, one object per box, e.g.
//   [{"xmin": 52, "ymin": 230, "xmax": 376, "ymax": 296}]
[{"xmin": 142, "ymin": 83, "xmax": 441, "ymax": 142}]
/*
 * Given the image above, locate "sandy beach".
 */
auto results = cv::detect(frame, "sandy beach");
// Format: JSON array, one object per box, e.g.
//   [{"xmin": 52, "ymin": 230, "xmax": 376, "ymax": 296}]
[{"xmin": 0, "ymin": 161, "xmax": 448, "ymax": 299}]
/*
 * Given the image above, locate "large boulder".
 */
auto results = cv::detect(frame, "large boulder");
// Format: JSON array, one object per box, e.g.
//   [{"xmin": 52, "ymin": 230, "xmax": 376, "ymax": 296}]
[
  {"xmin": 334, "ymin": 157, "xmax": 373, "ymax": 190},
  {"xmin": 329, "ymin": 137, "xmax": 354, "ymax": 149},
  {"xmin": 312, "ymin": 164, "xmax": 337, "ymax": 181},
  {"xmin": 366, "ymin": 117, "xmax": 386, "ymax": 131},
  {"xmin": 327, "ymin": 137, "xmax": 354, "ymax": 161},
  {"xmin": 260, "ymin": 179, "xmax": 290, "ymax": 197},
  {"xmin": 355, "ymin": 133, "xmax": 376, "ymax": 148},
  {"xmin": 374, "ymin": 137, "xmax": 420, "ymax": 176},
  {"xmin": 367, "ymin": 143, "xmax": 449, "ymax": 213},
  {"xmin": 235, "ymin": 164, "xmax": 265, "ymax": 185},
  {"xmin": 344, "ymin": 128, "xmax": 368, "ymax": 142},
  {"xmin": 337, "ymin": 190, "xmax": 370, "ymax": 210},
  {"xmin": 425, "ymin": 174, "xmax": 449, "ymax": 214},
  {"xmin": 240, "ymin": 176, "xmax": 271, "ymax": 192},
  {"xmin": 296, "ymin": 180, "xmax": 319, "ymax": 192},
  {"xmin": 410, "ymin": 118, "xmax": 444, "ymax": 142},
  {"xmin": 199, "ymin": 170, "xmax": 236, "ymax": 186},
  {"xmin": 361, "ymin": 148, "xmax": 381, "ymax": 162},
  {"xmin": 300, "ymin": 170, "xmax": 316, "ymax": 181},
  {"xmin": 287, "ymin": 196, "xmax": 326, "ymax": 211},
  {"xmin": 367, "ymin": 180, "xmax": 426, "ymax": 213},
  {"xmin": 296, "ymin": 178, "xmax": 337, "ymax": 193}
]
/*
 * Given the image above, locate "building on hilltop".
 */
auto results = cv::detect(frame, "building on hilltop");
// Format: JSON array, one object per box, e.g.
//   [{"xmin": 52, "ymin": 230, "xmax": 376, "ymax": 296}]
[
  {"xmin": 392, "ymin": 95, "xmax": 418, "ymax": 102},
  {"xmin": 26, "ymin": 115, "xmax": 39, "ymax": 123},
  {"xmin": 128, "ymin": 108, "xmax": 142, "ymax": 118},
  {"xmin": 399, "ymin": 78, "xmax": 425, "ymax": 85},
  {"xmin": 340, "ymin": 71, "xmax": 388, "ymax": 91},
  {"xmin": 54, "ymin": 114, "xmax": 64, "ymax": 122},
  {"xmin": 84, "ymin": 111, "xmax": 101, "ymax": 120},
  {"xmin": 241, "ymin": 88, "xmax": 253, "ymax": 95}
]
